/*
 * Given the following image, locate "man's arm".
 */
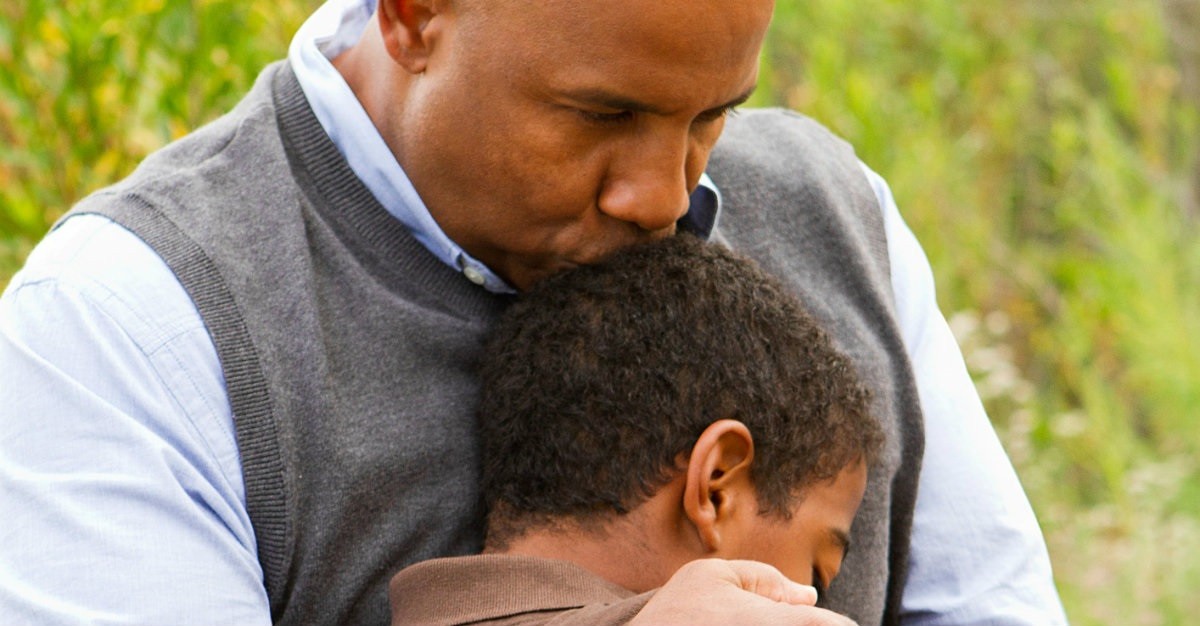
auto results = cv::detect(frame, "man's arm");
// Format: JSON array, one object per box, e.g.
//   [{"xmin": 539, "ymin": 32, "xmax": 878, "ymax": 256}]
[
  {"xmin": 860, "ymin": 164, "xmax": 1069, "ymax": 625},
  {"xmin": 0, "ymin": 216, "xmax": 272, "ymax": 625}
]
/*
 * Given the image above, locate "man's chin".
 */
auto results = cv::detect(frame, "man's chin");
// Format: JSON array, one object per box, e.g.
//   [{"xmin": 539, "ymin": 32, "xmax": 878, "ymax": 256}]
[
  {"xmin": 513, "ymin": 233, "xmax": 674, "ymax": 290},
  {"xmin": 510, "ymin": 262, "xmax": 579, "ymax": 292}
]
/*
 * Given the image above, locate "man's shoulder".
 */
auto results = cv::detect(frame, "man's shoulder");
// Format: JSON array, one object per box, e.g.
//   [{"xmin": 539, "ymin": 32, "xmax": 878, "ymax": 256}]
[
  {"xmin": 79, "ymin": 62, "xmax": 292, "ymax": 217},
  {"xmin": 58, "ymin": 61, "xmax": 311, "ymax": 277},
  {"xmin": 708, "ymin": 107, "xmax": 873, "ymax": 219},
  {"xmin": 715, "ymin": 107, "xmax": 855, "ymax": 160},
  {"xmin": 708, "ymin": 107, "xmax": 864, "ymax": 196}
]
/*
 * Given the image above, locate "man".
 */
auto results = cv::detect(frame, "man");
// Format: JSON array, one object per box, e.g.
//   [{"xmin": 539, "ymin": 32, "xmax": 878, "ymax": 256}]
[
  {"xmin": 391, "ymin": 235, "xmax": 885, "ymax": 625},
  {"xmin": 0, "ymin": 0, "xmax": 1067, "ymax": 624}
]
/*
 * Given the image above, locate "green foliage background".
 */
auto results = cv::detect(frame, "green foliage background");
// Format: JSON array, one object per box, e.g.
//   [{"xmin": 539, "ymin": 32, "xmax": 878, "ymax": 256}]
[{"xmin": 2, "ymin": 1, "xmax": 1197, "ymax": 623}]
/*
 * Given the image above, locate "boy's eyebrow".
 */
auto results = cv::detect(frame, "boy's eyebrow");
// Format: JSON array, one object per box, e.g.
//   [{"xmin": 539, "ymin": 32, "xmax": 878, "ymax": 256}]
[{"xmin": 829, "ymin": 528, "xmax": 852, "ymax": 559}]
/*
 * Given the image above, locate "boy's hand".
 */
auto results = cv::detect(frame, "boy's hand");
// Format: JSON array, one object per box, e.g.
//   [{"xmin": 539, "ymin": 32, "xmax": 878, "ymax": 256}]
[{"xmin": 630, "ymin": 559, "xmax": 857, "ymax": 626}]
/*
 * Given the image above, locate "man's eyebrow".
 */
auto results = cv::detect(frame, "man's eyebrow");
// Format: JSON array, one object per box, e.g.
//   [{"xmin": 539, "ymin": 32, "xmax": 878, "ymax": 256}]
[
  {"xmin": 710, "ymin": 87, "xmax": 756, "ymax": 114},
  {"xmin": 561, "ymin": 85, "xmax": 757, "ymax": 117}
]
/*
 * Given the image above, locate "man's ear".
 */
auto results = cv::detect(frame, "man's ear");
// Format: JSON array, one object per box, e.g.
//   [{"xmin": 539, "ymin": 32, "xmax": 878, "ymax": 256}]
[
  {"xmin": 377, "ymin": 0, "xmax": 449, "ymax": 73},
  {"xmin": 682, "ymin": 419, "xmax": 755, "ymax": 553}
]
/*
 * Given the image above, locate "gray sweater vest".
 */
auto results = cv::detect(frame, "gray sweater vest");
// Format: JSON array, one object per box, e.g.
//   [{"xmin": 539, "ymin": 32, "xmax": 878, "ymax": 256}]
[{"xmin": 69, "ymin": 62, "xmax": 923, "ymax": 625}]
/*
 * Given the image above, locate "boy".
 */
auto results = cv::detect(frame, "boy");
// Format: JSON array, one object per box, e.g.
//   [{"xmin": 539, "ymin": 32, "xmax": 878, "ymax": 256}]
[{"xmin": 390, "ymin": 235, "xmax": 884, "ymax": 625}]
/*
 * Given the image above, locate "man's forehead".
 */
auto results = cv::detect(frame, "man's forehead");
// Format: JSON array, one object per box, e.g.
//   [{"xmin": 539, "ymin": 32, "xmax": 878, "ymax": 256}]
[
  {"xmin": 463, "ymin": 0, "xmax": 772, "ymax": 97},
  {"xmin": 464, "ymin": 0, "xmax": 774, "ymax": 45}
]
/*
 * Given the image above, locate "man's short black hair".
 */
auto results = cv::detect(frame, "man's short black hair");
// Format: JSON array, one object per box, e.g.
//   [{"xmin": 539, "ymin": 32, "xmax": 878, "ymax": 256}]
[{"xmin": 479, "ymin": 234, "xmax": 883, "ymax": 545}]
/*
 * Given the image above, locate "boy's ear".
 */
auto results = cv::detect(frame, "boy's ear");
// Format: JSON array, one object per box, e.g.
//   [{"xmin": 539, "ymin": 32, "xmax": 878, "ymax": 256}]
[
  {"xmin": 377, "ymin": 0, "xmax": 449, "ymax": 73},
  {"xmin": 682, "ymin": 419, "xmax": 755, "ymax": 553}
]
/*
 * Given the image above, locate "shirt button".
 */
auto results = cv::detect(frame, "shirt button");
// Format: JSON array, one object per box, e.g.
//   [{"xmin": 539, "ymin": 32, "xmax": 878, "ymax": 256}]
[{"xmin": 463, "ymin": 266, "xmax": 486, "ymax": 286}]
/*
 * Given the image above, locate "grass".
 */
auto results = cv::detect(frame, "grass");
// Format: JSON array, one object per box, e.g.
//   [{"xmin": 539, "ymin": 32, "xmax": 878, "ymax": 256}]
[
  {"xmin": 0, "ymin": 0, "xmax": 310, "ymax": 279},
  {"xmin": 3, "ymin": 1, "xmax": 1198, "ymax": 623},
  {"xmin": 756, "ymin": 2, "xmax": 1200, "ymax": 623}
]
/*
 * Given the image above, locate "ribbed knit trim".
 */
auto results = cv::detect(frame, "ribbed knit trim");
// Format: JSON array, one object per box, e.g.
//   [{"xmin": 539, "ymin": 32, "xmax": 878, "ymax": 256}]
[
  {"xmin": 71, "ymin": 191, "xmax": 293, "ymax": 616},
  {"xmin": 65, "ymin": 61, "xmax": 508, "ymax": 618},
  {"xmin": 885, "ymin": 370, "xmax": 924, "ymax": 626},
  {"xmin": 270, "ymin": 63, "xmax": 507, "ymax": 321},
  {"xmin": 706, "ymin": 108, "xmax": 923, "ymax": 625}
]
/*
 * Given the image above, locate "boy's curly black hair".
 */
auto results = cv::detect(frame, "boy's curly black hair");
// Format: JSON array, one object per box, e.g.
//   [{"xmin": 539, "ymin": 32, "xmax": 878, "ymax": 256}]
[{"xmin": 479, "ymin": 234, "xmax": 883, "ymax": 545}]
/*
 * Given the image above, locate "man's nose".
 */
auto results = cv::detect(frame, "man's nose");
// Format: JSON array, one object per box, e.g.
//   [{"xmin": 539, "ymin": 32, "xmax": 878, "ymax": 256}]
[{"xmin": 597, "ymin": 138, "xmax": 693, "ymax": 232}]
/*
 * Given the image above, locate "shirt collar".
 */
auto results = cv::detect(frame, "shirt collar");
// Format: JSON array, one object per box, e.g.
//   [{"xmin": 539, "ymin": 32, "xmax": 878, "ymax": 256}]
[
  {"xmin": 389, "ymin": 555, "xmax": 645, "ymax": 624},
  {"xmin": 684, "ymin": 172, "xmax": 721, "ymax": 237},
  {"xmin": 288, "ymin": 0, "xmax": 722, "ymax": 294}
]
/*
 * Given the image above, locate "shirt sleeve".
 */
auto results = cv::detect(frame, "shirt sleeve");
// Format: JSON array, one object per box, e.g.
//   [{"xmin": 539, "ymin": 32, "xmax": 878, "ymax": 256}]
[
  {"xmin": 857, "ymin": 164, "xmax": 1069, "ymax": 625},
  {"xmin": 0, "ymin": 215, "xmax": 272, "ymax": 625}
]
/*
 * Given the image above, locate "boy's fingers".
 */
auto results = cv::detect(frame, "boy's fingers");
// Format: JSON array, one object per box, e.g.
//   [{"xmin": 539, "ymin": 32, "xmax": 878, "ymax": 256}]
[
  {"xmin": 634, "ymin": 559, "xmax": 856, "ymax": 626},
  {"xmin": 719, "ymin": 559, "xmax": 819, "ymax": 606}
]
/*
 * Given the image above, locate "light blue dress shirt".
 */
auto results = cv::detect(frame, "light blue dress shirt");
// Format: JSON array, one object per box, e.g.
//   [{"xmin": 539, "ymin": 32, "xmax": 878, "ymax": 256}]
[{"xmin": 0, "ymin": 0, "xmax": 1068, "ymax": 623}]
